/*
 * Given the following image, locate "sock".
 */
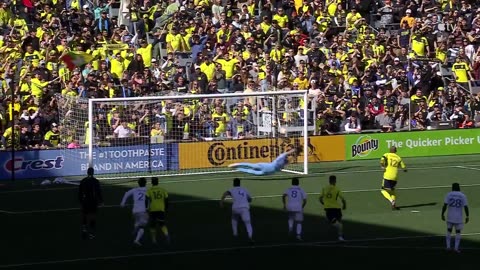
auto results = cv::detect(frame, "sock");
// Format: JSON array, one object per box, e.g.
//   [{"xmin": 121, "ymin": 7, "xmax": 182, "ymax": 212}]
[
  {"xmin": 333, "ymin": 222, "xmax": 343, "ymax": 237},
  {"xmin": 446, "ymin": 231, "xmax": 451, "ymax": 249},
  {"xmin": 390, "ymin": 191, "xmax": 396, "ymax": 203},
  {"xmin": 245, "ymin": 222, "xmax": 253, "ymax": 239},
  {"xmin": 296, "ymin": 223, "xmax": 302, "ymax": 236},
  {"xmin": 150, "ymin": 228, "xmax": 157, "ymax": 242},
  {"xmin": 161, "ymin": 225, "xmax": 169, "ymax": 237},
  {"xmin": 231, "ymin": 219, "xmax": 238, "ymax": 236},
  {"xmin": 135, "ymin": 228, "xmax": 144, "ymax": 242},
  {"xmin": 454, "ymin": 233, "xmax": 461, "ymax": 250},
  {"xmin": 288, "ymin": 218, "xmax": 294, "ymax": 233},
  {"xmin": 381, "ymin": 190, "xmax": 392, "ymax": 203}
]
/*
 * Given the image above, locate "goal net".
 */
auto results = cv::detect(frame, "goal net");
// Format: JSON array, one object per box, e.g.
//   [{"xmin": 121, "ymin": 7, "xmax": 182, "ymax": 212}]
[{"xmin": 56, "ymin": 91, "xmax": 312, "ymax": 180}]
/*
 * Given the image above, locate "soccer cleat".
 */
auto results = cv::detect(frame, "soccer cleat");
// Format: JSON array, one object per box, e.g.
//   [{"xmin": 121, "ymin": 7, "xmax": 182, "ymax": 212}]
[
  {"xmin": 338, "ymin": 236, "xmax": 345, "ymax": 242},
  {"xmin": 88, "ymin": 233, "xmax": 96, "ymax": 240},
  {"xmin": 454, "ymin": 249, "xmax": 461, "ymax": 254},
  {"xmin": 151, "ymin": 238, "xmax": 158, "ymax": 245},
  {"xmin": 296, "ymin": 235, "xmax": 303, "ymax": 241},
  {"xmin": 133, "ymin": 240, "xmax": 142, "ymax": 246},
  {"xmin": 248, "ymin": 238, "xmax": 255, "ymax": 245}
]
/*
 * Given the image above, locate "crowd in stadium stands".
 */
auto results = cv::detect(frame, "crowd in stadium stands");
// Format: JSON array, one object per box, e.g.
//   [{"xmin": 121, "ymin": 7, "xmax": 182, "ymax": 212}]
[{"xmin": 1, "ymin": 0, "xmax": 480, "ymax": 150}]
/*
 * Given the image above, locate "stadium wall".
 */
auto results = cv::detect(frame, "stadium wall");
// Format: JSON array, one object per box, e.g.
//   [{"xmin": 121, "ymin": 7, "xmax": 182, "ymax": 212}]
[
  {"xmin": 178, "ymin": 136, "xmax": 345, "ymax": 170},
  {"xmin": 345, "ymin": 129, "xmax": 480, "ymax": 160},
  {"xmin": 0, "ymin": 144, "xmax": 178, "ymax": 180}
]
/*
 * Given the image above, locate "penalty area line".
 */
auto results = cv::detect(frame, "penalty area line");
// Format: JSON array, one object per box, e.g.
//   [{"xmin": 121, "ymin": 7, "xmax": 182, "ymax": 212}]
[
  {"xmin": 312, "ymin": 244, "xmax": 480, "ymax": 251},
  {"xmin": 6, "ymin": 182, "xmax": 480, "ymax": 214},
  {"xmin": 456, "ymin": 166, "xmax": 480, "ymax": 172},
  {"xmin": 1, "ymin": 164, "xmax": 477, "ymax": 195},
  {"xmin": 1, "ymin": 233, "xmax": 479, "ymax": 268}
]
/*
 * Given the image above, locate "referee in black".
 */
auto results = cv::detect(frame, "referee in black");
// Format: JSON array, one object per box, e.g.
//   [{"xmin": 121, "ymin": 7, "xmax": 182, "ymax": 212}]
[{"xmin": 78, "ymin": 167, "xmax": 103, "ymax": 240}]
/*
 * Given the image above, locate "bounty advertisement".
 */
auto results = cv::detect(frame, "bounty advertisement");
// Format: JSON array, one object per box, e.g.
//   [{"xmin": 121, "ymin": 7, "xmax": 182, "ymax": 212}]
[
  {"xmin": 0, "ymin": 144, "xmax": 179, "ymax": 180},
  {"xmin": 178, "ymin": 136, "xmax": 345, "ymax": 169},
  {"xmin": 346, "ymin": 129, "xmax": 480, "ymax": 160}
]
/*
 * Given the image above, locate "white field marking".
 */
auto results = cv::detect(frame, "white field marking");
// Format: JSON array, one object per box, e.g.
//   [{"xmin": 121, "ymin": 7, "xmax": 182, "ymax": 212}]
[
  {"xmin": 0, "ymin": 209, "xmax": 13, "ymax": 214},
  {"xmin": 1, "ymin": 164, "xmax": 479, "ymax": 196},
  {"xmin": 456, "ymin": 166, "xmax": 480, "ymax": 171},
  {"xmin": 7, "ymin": 182, "xmax": 480, "ymax": 215},
  {"xmin": 312, "ymin": 244, "xmax": 480, "ymax": 251},
  {"xmin": 1, "ymin": 164, "xmax": 479, "ymax": 195},
  {"xmin": 0, "ymin": 232, "xmax": 479, "ymax": 268},
  {"xmin": 159, "ymin": 164, "xmax": 479, "ymax": 184}
]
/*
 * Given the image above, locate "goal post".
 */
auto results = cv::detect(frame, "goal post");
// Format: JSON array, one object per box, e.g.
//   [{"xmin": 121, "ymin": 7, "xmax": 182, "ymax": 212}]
[{"xmin": 58, "ymin": 90, "xmax": 312, "ymax": 180}]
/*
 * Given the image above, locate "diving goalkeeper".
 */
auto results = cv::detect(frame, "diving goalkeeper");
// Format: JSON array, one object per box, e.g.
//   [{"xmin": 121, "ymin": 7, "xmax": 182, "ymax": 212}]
[{"xmin": 228, "ymin": 149, "xmax": 297, "ymax": 176}]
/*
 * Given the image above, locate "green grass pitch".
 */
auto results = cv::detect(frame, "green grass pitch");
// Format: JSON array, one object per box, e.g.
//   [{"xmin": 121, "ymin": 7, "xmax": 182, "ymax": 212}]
[{"xmin": 0, "ymin": 155, "xmax": 479, "ymax": 268}]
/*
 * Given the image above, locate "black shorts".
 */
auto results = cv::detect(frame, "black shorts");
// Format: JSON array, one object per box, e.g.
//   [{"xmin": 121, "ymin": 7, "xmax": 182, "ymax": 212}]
[
  {"xmin": 149, "ymin": 211, "xmax": 166, "ymax": 226},
  {"xmin": 325, "ymin": 208, "xmax": 342, "ymax": 223},
  {"xmin": 382, "ymin": 179, "xmax": 397, "ymax": 190},
  {"xmin": 81, "ymin": 202, "xmax": 98, "ymax": 214}
]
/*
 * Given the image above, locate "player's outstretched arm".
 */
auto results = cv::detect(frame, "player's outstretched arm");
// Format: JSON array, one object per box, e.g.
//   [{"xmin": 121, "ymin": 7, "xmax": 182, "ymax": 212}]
[
  {"xmin": 282, "ymin": 193, "xmax": 287, "ymax": 210},
  {"xmin": 465, "ymin": 205, "xmax": 470, "ymax": 224},
  {"xmin": 441, "ymin": 203, "xmax": 447, "ymax": 221},
  {"xmin": 220, "ymin": 191, "xmax": 230, "ymax": 208},
  {"xmin": 120, "ymin": 190, "xmax": 132, "ymax": 207},
  {"xmin": 286, "ymin": 149, "xmax": 297, "ymax": 155}
]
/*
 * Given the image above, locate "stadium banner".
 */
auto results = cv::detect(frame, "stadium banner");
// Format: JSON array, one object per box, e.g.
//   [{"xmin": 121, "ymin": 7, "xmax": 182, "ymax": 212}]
[
  {"xmin": 0, "ymin": 144, "xmax": 179, "ymax": 180},
  {"xmin": 178, "ymin": 136, "xmax": 345, "ymax": 169},
  {"xmin": 345, "ymin": 129, "xmax": 480, "ymax": 160}
]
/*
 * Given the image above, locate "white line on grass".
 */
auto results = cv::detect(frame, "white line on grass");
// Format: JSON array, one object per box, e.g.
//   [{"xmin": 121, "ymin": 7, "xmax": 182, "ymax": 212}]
[
  {"xmin": 0, "ymin": 232, "xmax": 478, "ymax": 268},
  {"xmin": 7, "ymin": 182, "xmax": 480, "ymax": 214},
  {"xmin": 2, "ymin": 164, "xmax": 479, "ymax": 195},
  {"xmin": 312, "ymin": 244, "xmax": 480, "ymax": 251},
  {"xmin": 456, "ymin": 166, "xmax": 480, "ymax": 171}
]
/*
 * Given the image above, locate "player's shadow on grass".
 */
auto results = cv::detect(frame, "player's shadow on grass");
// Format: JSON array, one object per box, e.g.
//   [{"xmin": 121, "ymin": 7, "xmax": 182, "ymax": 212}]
[
  {"xmin": 398, "ymin": 202, "xmax": 438, "ymax": 209},
  {"xmin": 1, "ymin": 184, "xmax": 478, "ymax": 269}
]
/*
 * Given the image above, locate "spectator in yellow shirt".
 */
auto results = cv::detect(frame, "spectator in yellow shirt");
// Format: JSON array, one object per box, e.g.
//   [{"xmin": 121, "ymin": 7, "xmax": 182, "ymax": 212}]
[
  {"xmin": 293, "ymin": 71, "xmax": 309, "ymax": 90},
  {"xmin": 400, "ymin": 9, "xmax": 415, "ymax": 28}
]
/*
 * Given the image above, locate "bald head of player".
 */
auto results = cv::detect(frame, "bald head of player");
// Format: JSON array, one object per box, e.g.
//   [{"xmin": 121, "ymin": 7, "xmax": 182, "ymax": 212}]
[{"xmin": 390, "ymin": 146, "xmax": 397, "ymax": 153}]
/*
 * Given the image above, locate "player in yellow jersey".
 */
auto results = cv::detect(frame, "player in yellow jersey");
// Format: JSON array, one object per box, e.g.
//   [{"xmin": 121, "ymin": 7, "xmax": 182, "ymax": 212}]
[
  {"xmin": 320, "ymin": 175, "xmax": 346, "ymax": 241},
  {"xmin": 145, "ymin": 177, "xmax": 170, "ymax": 245},
  {"xmin": 380, "ymin": 146, "xmax": 407, "ymax": 210}
]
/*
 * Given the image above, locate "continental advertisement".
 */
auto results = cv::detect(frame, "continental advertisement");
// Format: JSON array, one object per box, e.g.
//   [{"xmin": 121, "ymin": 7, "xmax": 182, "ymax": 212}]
[
  {"xmin": 178, "ymin": 136, "xmax": 345, "ymax": 169},
  {"xmin": 346, "ymin": 129, "xmax": 480, "ymax": 160}
]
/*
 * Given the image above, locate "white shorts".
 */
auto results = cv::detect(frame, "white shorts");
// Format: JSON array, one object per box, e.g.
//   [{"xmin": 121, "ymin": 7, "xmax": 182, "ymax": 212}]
[
  {"xmin": 232, "ymin": 208, "xmax": 251, "ymax": 223},
  {"xmin": 134, "ymin": 212, "xmax": 149, "ymax": 227},
  {"xmin": 447, "ymin": 222, "xmax": 464, "ymax": 231},
  {"xmin": 288, "ymin": 211, "xmax": 304, "ymax": 222}
]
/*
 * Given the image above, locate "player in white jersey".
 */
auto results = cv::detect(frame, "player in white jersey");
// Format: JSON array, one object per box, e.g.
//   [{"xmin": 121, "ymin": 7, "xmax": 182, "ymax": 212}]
[
  {"xmin": 282, "ymin": 177, "xmax": 307, "ymax": 241},
  {"xmin": 220, "ymin": 178, "xmax": 254, "ymax": 244},
  {"xmin": 120, "ymin": 177, "xmax": 148, "ymax": 246},
  {"xmin": 441, "ymin": 183, "xmax": 470, "ymax": 253}
]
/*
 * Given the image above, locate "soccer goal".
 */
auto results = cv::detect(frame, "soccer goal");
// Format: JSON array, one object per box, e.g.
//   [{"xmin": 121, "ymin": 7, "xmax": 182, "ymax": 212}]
[{"xmin": 56, "ymin": 91, "xmax": 313, "ymax": 180}]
